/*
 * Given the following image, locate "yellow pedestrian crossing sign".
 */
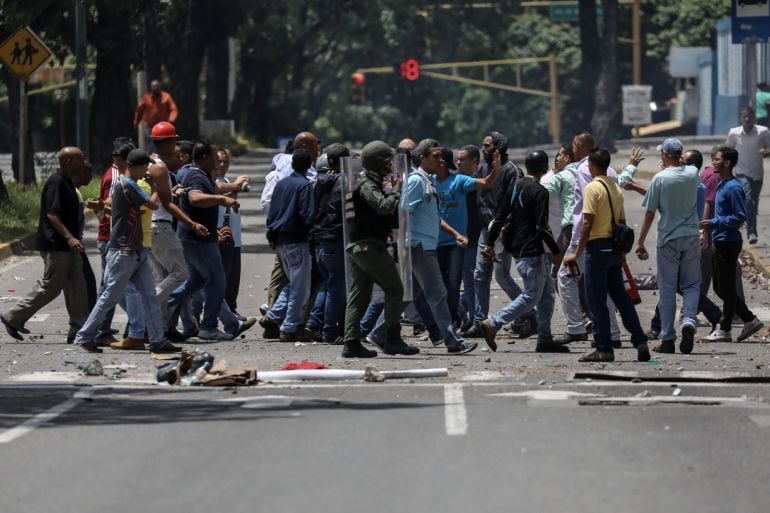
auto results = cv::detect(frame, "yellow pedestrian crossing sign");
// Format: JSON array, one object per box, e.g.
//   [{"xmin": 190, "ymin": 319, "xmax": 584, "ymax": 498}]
[{"xmin": 0, "ymin": 26, "xmax": 54, "ymax": 80}]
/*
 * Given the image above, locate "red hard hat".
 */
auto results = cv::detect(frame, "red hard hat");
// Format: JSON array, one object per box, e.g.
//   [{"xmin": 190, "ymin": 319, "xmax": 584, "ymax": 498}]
[{"xmin": 150, "ymin": 121, "xmax": 179, "ymax": 140}]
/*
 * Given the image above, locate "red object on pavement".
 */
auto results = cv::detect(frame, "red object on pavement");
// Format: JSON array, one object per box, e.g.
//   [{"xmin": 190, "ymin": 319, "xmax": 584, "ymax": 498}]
[
  {"xmin": 280, "ymin": 362, "xmax": 330, "ymax": 371},
  {"xmin": 622, "ymin": 262, "xmax": 641, "ymax": 305}
]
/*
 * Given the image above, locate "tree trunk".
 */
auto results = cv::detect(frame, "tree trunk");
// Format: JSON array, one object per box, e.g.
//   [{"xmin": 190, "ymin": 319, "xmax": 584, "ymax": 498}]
[
  {"xmin": 204, "ymin": 33, "xmax": 230, "ymax": 120},
  {"xmin": 577, "ymin": 0, "xmax": 601, "ymax": 132},
  {"xmin": 590, "ymin": 0, "xmax": 619, "ymax": 150},
  {"xmin": 89, "ymin": 0, "xmax": 135, "ymax": 172}
]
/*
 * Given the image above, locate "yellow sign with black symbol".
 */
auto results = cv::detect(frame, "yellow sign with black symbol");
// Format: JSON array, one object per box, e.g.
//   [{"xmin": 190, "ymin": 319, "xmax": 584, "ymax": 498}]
[{"xmin": 0, "ymin": 26, "xmax": 54, "ymax": 80}]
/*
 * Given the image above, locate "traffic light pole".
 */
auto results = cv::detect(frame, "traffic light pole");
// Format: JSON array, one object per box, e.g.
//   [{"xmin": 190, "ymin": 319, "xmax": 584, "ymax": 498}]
[{"xmin": 75, "ymin": 1, "xmax": 89, "ymax": 157}]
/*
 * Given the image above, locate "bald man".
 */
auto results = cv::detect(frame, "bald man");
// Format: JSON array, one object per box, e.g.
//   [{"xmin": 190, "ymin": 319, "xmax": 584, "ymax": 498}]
[{"xmin": 1, "ymin": 147, "xmax": 90, "ymax": 343}]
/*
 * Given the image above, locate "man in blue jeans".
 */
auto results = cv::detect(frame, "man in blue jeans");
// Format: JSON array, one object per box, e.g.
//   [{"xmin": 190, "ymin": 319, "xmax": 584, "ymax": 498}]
[
  {"xmin": 635, "ymin": 138, "xmax": 702, "ymax": 355},
  {"xmin": 74, "ymin": 149, "xmax": 180, "ymax": 354},
  {"xmin": 479, "ymin": 150, "xmax": 565, "ymax": 353},
  {"xmin": 369, "ymin": 139, "xmax": 477, "ymax": 354},
  {"xmin": 563, "ymin": 149, "xmax": 650, "ymax": 363},
  {"xmin": 264, "ymin": 149, "xmax": 317, "ymax": 342},
  {"xmin": 166, "ymin": 141, "xmax": 256, "ymax": 341}
]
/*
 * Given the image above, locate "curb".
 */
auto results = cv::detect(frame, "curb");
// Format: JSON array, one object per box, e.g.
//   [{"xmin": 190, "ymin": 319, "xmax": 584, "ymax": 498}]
[
  {"xmin": 741, "ymin": 245, "xmax": 770, "ymax": 280},
  {"xmin": 0, "ymin": 233, "xmax": 36, "ymax": 261}
]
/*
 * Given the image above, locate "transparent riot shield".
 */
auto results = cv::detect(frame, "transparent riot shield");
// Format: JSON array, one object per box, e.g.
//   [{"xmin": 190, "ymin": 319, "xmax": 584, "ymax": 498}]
[
  {"xmin": 340, "ymin": 156, "xmax": 355, "ymax": 294},
  {"xmin": 394, "ymin": 153, "xmax": 413, "ymax": 301}
]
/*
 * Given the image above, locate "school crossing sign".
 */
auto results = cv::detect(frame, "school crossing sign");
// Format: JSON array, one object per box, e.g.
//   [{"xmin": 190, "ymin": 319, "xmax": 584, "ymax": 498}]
[{"xmin": 0, "ymin": 26, "xmax": 54, "ymax": 80}]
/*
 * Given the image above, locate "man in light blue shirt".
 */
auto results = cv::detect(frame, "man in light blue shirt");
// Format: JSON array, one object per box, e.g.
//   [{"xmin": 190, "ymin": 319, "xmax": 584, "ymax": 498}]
[{"xmin": 636, "ymin": 138, "xmax": 701, "ymax": 355}]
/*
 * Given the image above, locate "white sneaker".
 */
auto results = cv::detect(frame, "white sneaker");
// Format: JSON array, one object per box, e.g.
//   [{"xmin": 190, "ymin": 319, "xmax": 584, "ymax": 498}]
[
  {"xmin": 737, "ymin": 318, "xmax": 764, "ymax": 342},
  {"xmin": 704, "ymin": 329, "xmax": 732, "ymax": 342}
]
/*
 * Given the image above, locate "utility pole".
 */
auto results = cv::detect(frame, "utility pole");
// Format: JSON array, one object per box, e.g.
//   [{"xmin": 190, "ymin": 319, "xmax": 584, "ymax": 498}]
[{"xmin": 75, "ymin": 1, "xmax": 89, "ymax": 157}]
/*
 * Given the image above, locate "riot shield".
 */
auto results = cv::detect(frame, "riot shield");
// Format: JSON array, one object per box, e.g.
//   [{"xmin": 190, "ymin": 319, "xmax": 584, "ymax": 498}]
[
  {"xmin": 340, "ymin": 156, "xmax": 356, "ymax": 294},
  {"xmin": 395, "ymin": 153, "xmax": 413, "ymax": 301}
]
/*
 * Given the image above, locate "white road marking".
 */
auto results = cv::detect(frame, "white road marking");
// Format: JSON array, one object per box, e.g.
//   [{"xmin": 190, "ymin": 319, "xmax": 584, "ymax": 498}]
[
  {"xmin": 7, "ymin": 372, "xmax": 81, "ymax": 383},
  {"xmin": 0, "ymin": 388, "xmax": 95, "ymax": 444},
  {"xmin": 444, "ymin": 383, "xmax": 467, "ymax": 436},
  {"xmin": 488, "ymin": 390, "xmax": 603, "ymax": 400}
]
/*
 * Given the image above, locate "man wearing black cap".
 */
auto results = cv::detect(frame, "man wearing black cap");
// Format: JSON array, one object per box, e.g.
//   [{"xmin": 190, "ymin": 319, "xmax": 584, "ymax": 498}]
[
  {"xmin": 74, "ymin": 149, "xmax": 180, "ymax": 354},
  {"xmin": 434, "ymin": 146, "xmax": 500, "ymax": 327},
  {"xmin": 262, "ymin": 149, "xmax": 317, "ymax": 341},
  {"xmin": 1, "ymin": 147, "xmax": 90, "ymax": 344}
]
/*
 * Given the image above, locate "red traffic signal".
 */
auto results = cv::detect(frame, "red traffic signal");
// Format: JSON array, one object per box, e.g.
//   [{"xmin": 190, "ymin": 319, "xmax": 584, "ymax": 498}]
[
  {"xmin": 352, "ymin": 72, "xmax": 365, "ymax": 86},
  {"xmin": 400, "ymin": 59, "xmax": 420, "ymax": 81}
]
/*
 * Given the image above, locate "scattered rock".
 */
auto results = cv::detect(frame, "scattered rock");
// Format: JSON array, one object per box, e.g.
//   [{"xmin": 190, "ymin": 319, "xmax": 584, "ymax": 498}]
[
  {"xmin": 484, "ymin": 357, "xmax": 491, "ymax": 363},
  {"xmin": 537, "ymin": 380, "xmax": 546, "ymax": 385},
  {"xmin": 363, "ymin": 366, "xmax": 385, "ymax": 382},
  {"xmin": 631, "ymin": 378, "xmax": 643, "ymax": 383},
  {"xmin": 672, "ymin": 388, "xmax": 682, "ymax": 396},
  {"xmin": 635, "ymin": 390, "xmax": 652, "ymax": 398},
  {"xmin": 80, "ymin": 359, "xmax": 103, "ymax": 376}
]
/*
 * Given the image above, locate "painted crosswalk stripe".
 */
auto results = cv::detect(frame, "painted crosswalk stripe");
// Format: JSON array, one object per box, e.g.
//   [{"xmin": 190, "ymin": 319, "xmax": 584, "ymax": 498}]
[
  {"xmin": 0, "ymin": 388, "xmax": 95, "ymax": 444},
  {"xmin": 444, "ymin": 384, "xmax": 467, "ymax": 436}
]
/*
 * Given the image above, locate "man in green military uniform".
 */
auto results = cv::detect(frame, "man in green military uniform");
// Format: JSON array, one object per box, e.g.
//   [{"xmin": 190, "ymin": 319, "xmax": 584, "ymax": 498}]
[{"xmin": 341, "ymin": 141, "xmax": 419, "ymax": 358}]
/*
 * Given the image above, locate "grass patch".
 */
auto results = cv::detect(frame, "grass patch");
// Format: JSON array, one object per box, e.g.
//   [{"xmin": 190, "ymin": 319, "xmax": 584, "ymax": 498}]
[{"xmin": 0, "ymin": 178, "xmax": 101, "ymax": 243}]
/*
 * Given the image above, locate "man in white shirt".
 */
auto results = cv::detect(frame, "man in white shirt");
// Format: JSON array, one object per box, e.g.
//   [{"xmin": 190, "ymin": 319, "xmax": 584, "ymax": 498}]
[{"xmin": 725, "ymin": 106, "xmax": 770, "ymax": 244}]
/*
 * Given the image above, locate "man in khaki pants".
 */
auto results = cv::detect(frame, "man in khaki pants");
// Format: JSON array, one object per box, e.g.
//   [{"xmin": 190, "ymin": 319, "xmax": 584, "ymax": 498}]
[{"xmin": 1, "ymin": 147, "xmax": 89, "ymax": 343}]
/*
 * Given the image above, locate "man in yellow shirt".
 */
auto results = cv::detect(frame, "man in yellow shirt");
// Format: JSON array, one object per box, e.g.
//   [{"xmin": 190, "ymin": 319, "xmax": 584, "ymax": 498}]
[{"xmin": 563, "ymin": 149, "xmax": 650, "ymax": 362}]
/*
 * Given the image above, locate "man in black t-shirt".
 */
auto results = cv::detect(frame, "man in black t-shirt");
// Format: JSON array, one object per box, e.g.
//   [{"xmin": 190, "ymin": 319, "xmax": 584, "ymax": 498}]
[{"xmin": 1, "ymin": 148, "xmax": 90, "ymax": 344}]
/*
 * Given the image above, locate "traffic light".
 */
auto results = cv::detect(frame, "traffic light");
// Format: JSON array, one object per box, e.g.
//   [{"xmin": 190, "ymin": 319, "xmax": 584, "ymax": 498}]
[
  {"xmin": 399, "ymin": 59, "xmax": 420, "ymax": 81},
  {"xmin": 352, "ymin": 72, "xmax": 365, "ymax": 104}
]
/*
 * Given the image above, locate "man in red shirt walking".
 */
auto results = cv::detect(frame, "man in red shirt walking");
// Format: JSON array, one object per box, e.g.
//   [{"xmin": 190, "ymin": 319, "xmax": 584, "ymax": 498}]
[{"xmin": 134, "ymin": 80, "xmax": 178, "ymax": 151}]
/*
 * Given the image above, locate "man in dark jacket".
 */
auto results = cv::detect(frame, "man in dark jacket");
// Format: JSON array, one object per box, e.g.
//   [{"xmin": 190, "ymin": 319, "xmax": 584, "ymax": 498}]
[
  {"xmin": 479, "ymin": 150, "xmax": 566, "ymax": 353},
  {"xmin": 264, "ymin": 149, "xmax": 317, "ymax": 342},
  {"xmin": 464, "ymin": 131, "xmax": 536, "ymax": 338},
  {"xmin": 307, "ymin": 143, "xmax": 349, "ymax": 343},
  {"xmin": 341, "ymin": 140, "xmax": 418, "ymax": 358}
]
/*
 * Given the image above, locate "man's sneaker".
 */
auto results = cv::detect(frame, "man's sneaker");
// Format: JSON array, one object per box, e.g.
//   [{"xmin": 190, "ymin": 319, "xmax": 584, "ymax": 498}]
[
  {"xmin": 461, "ymin": 323, "xmax": 483, "ymax": 338},
  {"xmin": 737, "ymin": 317, "xmax": 764, "ymax": 342},
  {"xmin": 324, "ymin": 336, "xmax": 344, "ymax": 345},
  {"xmin": 235, "ymin": 317, "xmax": 257, "ymax": 337},
  {"xmin": 307, "ymin": 328, "xmax": 324, "ymax": 342},
  {"xmin": 383, "ymin": 338, "xmax": 420, "ymax": 356},
  {"xmin": 412, "ymin": 323, "xmax": 426, "ymax": 336},
  {"xmin": 258, "ymin": 317, "xmax": 281, "ymax": 339},
  {"xmin": 748, "ymin": 233, "xmax": 758, "ymax": 245},
  {"xmin": 479, "ymin": 319, "xmax": 498, "ymax": 352},
  {"xmin": 198, "ymin": 329, "xmax": 236, "ymax": 341},
  {"xmin": 680, "ymin": 324, "xmax": 695, "ymax": 354},
  {"xmin": 579, "ymin": 350, "xmax": 614, "ymax": 362},
  {"xmin": 110, "ymin": 337, "xmax": 146, "ymax": 350},
  {"xmin": 554, "ymin": 332, "xmax": 588, "ymax": 344},
  {"xmin": 645, "ymin": 329, "xmax": 660, "ymax": 341},
  {"xmin": 704, "ymin": 329, "xmax": 732, "ymax": 342},
  {"xmin": 636, "ymin": 342, "xmax": 651, "ymax": 362},
  {"xmin": 279, "ymin": 329, "xmax": 312, "ymax": 343},
  {"xmin": 342, "ymin": 340, "xmax": 377, "ymax": 358},
  {"xmin": 447, "ymin": 341, "xmax": 478, "ymax": 354},
  {"xmin": 654, "ymin": 340, "xmax": 676, "ymax": 354},
  {"xmin": 150, "ymin": 341, "xmax": 183, "ymax": 354},
  {"xmin": 365, "ymin": 334, "xmax": 386, "ymax": 351},
  {"xmin": 0, "ymin": 315, "xmax": 24, "ymax": 341},
  {"xmin": 535, "ymin": 340, "xmax": 570, "ymax": 353}
]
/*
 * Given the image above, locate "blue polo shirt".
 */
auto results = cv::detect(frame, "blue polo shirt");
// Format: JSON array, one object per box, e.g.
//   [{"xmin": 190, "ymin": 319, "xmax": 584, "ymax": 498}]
[
  {"xmin": 434, "ymin": 173, "xmax": 476, "ymax": 247},
  {"xmin": 708, "ymin": 176, "xmax": 746, "ymax": 243},
  {"xmin": 406, "ymin": 170, "xmax": 440, "ymax": 251},
  {"xmin": 641, "ymin": 165, "xmax": 700, "ymax": 246}
]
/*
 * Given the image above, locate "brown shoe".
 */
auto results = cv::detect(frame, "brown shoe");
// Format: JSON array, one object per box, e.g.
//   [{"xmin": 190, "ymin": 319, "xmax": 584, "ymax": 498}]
[
  {"xmin": 578, "ymin": 350, "xmax": 614, "ymax": 362},
  {"xmin": 79, "ymin": 341, "xmax": 104, "ymax": 354},
  {"xmin": 110, "ymin": 337, "xmax": 146, "ymax": 350},
  {"xmin": 479, "ymin": 319, "xmax": 498, "ymax": 352}
]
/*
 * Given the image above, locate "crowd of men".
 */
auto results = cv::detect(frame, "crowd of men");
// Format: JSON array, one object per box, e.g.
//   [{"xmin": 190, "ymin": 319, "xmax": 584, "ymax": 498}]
[{"xmin": 2, "ymin": 105, "xmax": 769, "ymax": 363}]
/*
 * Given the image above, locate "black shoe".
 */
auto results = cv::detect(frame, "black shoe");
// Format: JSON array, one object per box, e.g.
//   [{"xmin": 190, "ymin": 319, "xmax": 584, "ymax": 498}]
[
  {"xmin": 645, "ymin": 329, "xmax": 660, "ymax": 341},
  {"xmin": 579, "ymin": 350, "xmax": 614, "ymax": 362},
  {"xmin": 1, "ymin": 315, "xmax": 24, "ymax": 341},
  {"xmin": 233, "ymin": 312, "xmax": 248, "ymax": 322},
  {"xmin": 342, "ymin": 340, "xmax": 377, "ymax": 358},
  {"xmin": 383, "ymin": 338, "xmax": 420, "ymax": 356},
  {"xmin": 636, "ymin": 342, "xmax": 651, "ymax": 362},
  {"xmin": 611, "ymin": 340, "xmax": 622, "ymax": 349},
  {"xmin": 447, "ymin": 341, "xmax": 478, "ymax": 354},
  {"xmin": 307, "ymin": 328, "xmax": 324, "ymax": 342},
  {"xmin": 324, "ymin": 336, "xmax": 344, "ymax": 345},
  {"xmin": 236, "ymin": 317, "xmax": 257, "ymax": 337},
  {"xmin": 280, "ymin": 329, "xmax": 312, "ymax": 343},
  {"xmin": 259, "ymin": 317, "xmax": 281, "ymax": 339},
  {"xmin": 536, "ymin": 341, "xmax": 571, "ymax": 353},
  {"xmin": 150, "ymin": 341, "xmax": 183, "ymax": 354},
  {"xmin": 461, "ymin": 323, "xmax": 483, "ymax": 338},
  {"xmin": 517, "ymin": 319, "xmax": 538, "ymax": 339},
  {"xmin": 654, "ymin": 340, "xmax": 675, "ymax": 353},
  {"xmin": 554, "ymin": 332, "xmax": 588, "ymax": 344},
  {"xmin": 412, "ymin": 323, "xmax": 426, "ymax": 336},
  {"xmin": 680, "ymin": 324, "xmax": 695, "ymax": 354}
]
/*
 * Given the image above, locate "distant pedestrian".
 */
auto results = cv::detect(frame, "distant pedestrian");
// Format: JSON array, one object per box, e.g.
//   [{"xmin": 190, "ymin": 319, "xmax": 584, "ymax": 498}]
[{"xmin": 133, "ymin": 80, "xmax": 178, "ymax": 152}]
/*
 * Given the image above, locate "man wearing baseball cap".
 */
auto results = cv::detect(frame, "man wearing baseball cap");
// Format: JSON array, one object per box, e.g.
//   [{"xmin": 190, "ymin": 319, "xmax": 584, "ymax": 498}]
[
  {"xmin": 74, "ymin": 149, "xmax": 181, "ymax": 354},
  {"xmin": 635, "ymin": 138, "xmax": 701, "ymax": 355}
]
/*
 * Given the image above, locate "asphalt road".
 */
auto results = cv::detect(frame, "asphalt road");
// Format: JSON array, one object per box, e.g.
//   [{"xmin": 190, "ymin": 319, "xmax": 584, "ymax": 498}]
[{"xmin": 1, "ymin": 146, "xmax": 770, "ymax": 512}]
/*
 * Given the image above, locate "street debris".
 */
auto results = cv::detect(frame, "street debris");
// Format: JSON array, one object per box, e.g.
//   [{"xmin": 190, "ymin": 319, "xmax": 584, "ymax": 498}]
[
  {"xmin": 80, "ymin": 359, "xmax": 103, "ymax": 376},
  {"xmin": 364, "ymin": 366, "xmax": 386, "ymax": 382}
]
